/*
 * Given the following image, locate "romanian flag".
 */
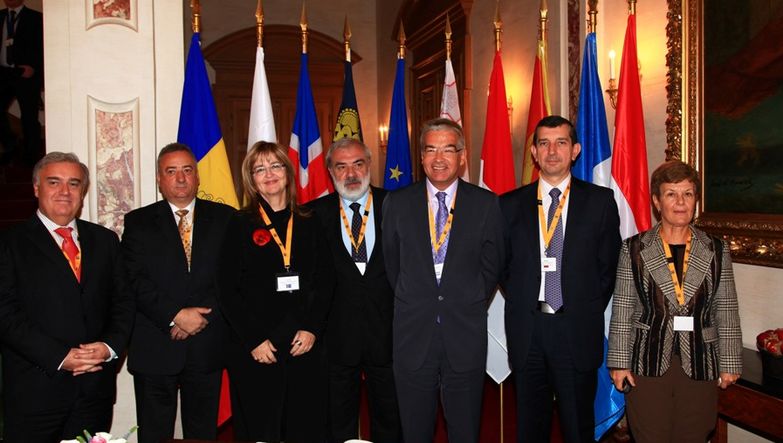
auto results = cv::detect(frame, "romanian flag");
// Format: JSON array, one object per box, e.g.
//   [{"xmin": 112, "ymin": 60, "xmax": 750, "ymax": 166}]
[
  {"xmin": 177, "ymin": 32, "xmax": 238, "ymax": 427},
  {"xmin": 383, "ymin": 58, "xmax": 412, "ymax": 190},
  {"xmin": 521, "ymin": 35, "xmax": 551, "ymax": 185},
  {"xmin": 177, "ymin": 33, "xmax": 239, "ymax": 209},
  {"xmin": 333, "ymin": 60, "xmax": 363, "ymax": 142}
]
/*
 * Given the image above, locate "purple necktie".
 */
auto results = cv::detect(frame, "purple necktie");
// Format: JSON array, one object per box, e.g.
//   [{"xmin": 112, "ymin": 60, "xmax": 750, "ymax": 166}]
[
  {"xmin": 544, "ymin": 187, "xmax": 564, "ymax": 311},
  {"xmin": 433, "ymin": 191, "xmax": 449, "ymax": 265}
]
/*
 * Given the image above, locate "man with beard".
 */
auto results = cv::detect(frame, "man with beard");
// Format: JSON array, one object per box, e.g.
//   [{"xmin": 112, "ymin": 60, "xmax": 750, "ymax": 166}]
[{"xmin": 310, "ymin": 138, "xmax": 401, "ymax": 443}]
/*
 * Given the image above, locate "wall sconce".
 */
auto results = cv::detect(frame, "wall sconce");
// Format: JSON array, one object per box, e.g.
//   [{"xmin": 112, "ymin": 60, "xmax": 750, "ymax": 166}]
[
  {"xmin": 379, "ymin": 125, "xmax": 389, "ymax": 151},
  {"xmin": 507, "ymin": 95, "xmax": 514, "ymax": 129},
  {"xmin": 605, "ymin": 49, "xmax": 618, "ymax": 109}
]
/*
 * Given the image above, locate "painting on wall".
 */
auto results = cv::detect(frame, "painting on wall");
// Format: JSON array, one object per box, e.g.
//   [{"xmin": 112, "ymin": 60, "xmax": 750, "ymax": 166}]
[
  {"xmin": 667, "ymin": 0, "xmax": 783, "ymax": 268},
  {"xmin": 702, "ymin": 1, "xmax": 783, "ymax": 215},
  {"xmin": 86, "ymin": 0, "xmax": 137, "ymax": 31}
]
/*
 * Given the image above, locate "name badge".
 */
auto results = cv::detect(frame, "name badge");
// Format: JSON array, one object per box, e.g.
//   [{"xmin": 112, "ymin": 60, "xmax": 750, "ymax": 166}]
[
  {"xmin": 434, "ymin": 263, "xmax": 444, "ymax": 280},
  {"xmin": 355, "ymin": 262, "xmax": 367, "ymax": 275},
  {"xmin": 541, "ymin": 257, "xmax": 557, "ymax": 272},
  {"xmin": 673, "ymin": 316, "xmax": 694, "ymax": 332},
  {"xmin": 276, "ymin": 272, "xmax": 300, "ymax": 292}
]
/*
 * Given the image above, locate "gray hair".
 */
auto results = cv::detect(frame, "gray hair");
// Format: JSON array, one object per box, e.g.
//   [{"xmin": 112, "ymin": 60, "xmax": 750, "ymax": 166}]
[
  {"xmin": 32, "ymin": 152, "xmax": 90, "ymax": 192},
  {"xmin": 419, "ymin": 118, "xmax": 465, "ymax": 152},
  {"xmin": 326, "ymin": 137, "xmax": 372, "ymax": 168}
]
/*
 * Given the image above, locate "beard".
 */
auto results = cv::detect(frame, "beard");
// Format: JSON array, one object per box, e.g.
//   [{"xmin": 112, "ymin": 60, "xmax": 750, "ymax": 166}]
[{"xmin": 334, "ymin": 174, "xmax": 371, "ymax": 201}]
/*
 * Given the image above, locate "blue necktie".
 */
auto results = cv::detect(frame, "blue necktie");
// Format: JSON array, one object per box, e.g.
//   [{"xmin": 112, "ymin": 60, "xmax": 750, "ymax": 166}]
[
  {"xmin": 544, "ymin": 187, "xmax": 564, "ymax": 311},
  {"xmin": 434, "ymin": 191, "xmax": 449, "ymax": 265}
]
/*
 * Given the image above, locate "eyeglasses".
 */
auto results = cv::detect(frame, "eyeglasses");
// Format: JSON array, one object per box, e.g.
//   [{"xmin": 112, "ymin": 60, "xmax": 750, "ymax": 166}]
[
  {"xmin": 422, "ymin": 145, "xmax": 462, "ymax": 156},
  {"xmin": 252, "ymin": 162, "xmax": 286, "ymax": 175}
]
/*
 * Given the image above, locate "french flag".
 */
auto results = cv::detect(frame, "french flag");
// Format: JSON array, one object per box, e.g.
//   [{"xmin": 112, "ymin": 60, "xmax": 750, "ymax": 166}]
[{"xmin": 289, "ymin": 53, "xmax": 332, "ymax": 203}]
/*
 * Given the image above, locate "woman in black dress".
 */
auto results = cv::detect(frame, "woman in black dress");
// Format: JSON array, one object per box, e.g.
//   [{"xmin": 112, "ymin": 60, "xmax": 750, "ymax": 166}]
[{"xmin": 218, "ymin": 141, "xmax": 332, "ymax": 442}]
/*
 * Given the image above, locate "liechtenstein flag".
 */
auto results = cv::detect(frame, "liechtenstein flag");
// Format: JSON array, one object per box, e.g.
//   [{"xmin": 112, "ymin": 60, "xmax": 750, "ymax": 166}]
[{"xmin": 289, "ymin": 53, "xmax": 332, "ymax": 203}]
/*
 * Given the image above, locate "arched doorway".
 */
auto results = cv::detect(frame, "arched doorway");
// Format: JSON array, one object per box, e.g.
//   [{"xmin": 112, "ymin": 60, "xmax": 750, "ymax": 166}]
[{"xmin": 203, "ymin": 25, "xmax": 361, "ymax": 194}]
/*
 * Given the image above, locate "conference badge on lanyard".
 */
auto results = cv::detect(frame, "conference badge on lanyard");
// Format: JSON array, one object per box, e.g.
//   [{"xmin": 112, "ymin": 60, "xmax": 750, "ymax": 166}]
[{"xmin": 258, "ymin": 204, "xmax": 300, "ymax": 293}]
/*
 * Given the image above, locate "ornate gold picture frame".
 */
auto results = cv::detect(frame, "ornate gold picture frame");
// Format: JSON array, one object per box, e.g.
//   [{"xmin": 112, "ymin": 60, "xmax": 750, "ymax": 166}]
[{"xmin": 666, "ymin": 0, "xmax": 783, "ymax": 268}]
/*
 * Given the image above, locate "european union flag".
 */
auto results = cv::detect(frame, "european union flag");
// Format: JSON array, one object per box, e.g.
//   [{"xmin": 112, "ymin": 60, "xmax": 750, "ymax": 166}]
[{"xmin": 384, "ymin": 58, "xmax": 412, "ymax": 190}]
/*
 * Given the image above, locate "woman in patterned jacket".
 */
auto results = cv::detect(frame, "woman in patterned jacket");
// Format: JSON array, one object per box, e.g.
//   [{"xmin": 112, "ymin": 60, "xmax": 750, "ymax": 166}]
[{"xmin": 607, "ymin": 160, "xmax": 742, "ymax": 443}]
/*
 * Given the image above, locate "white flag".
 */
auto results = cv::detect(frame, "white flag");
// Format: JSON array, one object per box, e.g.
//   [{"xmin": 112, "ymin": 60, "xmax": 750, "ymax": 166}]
[
  {"xmin": 440, "ymin": 59, "xmax": 469, "ymax": 181},
  {"xmin": 247, "ymin": 47, "xmax": 277, "ymax": 149}
]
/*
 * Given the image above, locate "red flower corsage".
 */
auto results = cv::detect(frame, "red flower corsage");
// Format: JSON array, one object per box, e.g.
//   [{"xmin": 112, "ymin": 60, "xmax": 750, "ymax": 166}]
[{"xmin": 252, "ymin": 228, "xmax": 272, "ymax": 247}]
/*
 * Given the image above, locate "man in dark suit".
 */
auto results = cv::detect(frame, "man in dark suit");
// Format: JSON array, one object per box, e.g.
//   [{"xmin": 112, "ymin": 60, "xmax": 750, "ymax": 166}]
[
  {"xmin": 122, "ymin": 143, "xmax": 234, "ymax": 443},
  {"xmin": 500, "ymin": 115, "xmax": 621, "ymax": 442},
  {"xmin": 0, "ymin": 152, "xmax": 134, "ymax": 442},
  {"xmin": 0, "ymin": 0, "xmax": 43, "ymax": 165},
  {"xmin": 310, "ymin": 138, "xmax": 401, "ymax": 443},
  {"xmin": 382, "ymin": 118, "xmax": 505, "ymax": 443}
]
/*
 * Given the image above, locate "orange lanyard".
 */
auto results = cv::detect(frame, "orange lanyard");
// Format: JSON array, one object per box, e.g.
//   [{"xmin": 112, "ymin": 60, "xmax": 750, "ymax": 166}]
[
  {"xmin": 662, "ymin": 233, "xmax": 691, "ymax": 306},
  {"xmin": 339, "ymin": 192, "xmax": 373, "ymax": 255},
  {"xmin": 427, "ymin": 191, "xmax": 457, "ymax": 255},
  {"xmin": 537, "ymin": 183, "xmax": 571, "ymax": 251},
  {"xmin": 258, "ymin": 204, "xmax": 294, "ymax": 270}
]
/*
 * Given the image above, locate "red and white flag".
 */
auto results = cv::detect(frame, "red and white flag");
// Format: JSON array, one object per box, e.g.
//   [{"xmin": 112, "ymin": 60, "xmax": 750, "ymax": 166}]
[
  {"xmin": 611, "ymin": 13, "xmax": 651, "ymax": 238},
  {"xmin": 440, "ymin": 58, "xmax": 469, "ymax": 181},
  {"xmin": 480, "ymin": 49, "xmax": 516, "ymax": 384}
]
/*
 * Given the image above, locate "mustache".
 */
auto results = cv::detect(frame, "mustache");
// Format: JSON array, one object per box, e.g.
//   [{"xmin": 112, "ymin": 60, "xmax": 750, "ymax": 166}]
[{"xmin": 343, "ymin": 177, "xmax": 362, "ymax": 186}]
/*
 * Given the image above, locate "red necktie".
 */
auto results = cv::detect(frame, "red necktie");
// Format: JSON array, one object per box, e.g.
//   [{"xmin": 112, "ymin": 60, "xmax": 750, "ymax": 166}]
[{"xmin": 54, "ymin": 227, "xmax": 81, "ymax": 282}]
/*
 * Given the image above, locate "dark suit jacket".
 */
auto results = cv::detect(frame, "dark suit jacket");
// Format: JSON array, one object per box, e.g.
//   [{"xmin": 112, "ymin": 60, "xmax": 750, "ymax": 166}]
[
  {"xmin": 217, "ymin": 206, "xmax": 333, "ymax": 355},
  {"xmin": 310, "ymin": 187, "xmax": 394, "ymax": 366},
  {"xmin": 382, "ymin": 179, "xmax": 505, "ymax": 372},
  {"xmin": 0, "ymin": 216, "xmax": 134, "ymax": 414},
  {"xmin": 1, "ymin": 6, "xmax": 43, "ymax": 78},
  {"xmin": 500, "ymin": 178, "xmax": 621, "ymax": 372},
  {"xmin": 122, "ymin": 199, "xmax": 235, "ymax": 375}
]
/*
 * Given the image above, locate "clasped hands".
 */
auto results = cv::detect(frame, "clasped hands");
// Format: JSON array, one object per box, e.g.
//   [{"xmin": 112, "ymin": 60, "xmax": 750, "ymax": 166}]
[
  {"xmin": 61, "ymin": 342, "xmax": 111, "ymax": 376},
  {"xmin": 170, "ymin": 307, "xmax": 212, "ymax": 340},
  {"xmin": 251, "ymin": 330, "xmax": 316, "ymax": 364}
]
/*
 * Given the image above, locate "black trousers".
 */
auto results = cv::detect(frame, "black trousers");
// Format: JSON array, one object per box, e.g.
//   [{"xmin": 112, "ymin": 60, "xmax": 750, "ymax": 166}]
[
  {"xmin": 514, "ymin": 312, "xmax": 598, "ymax": 443},
  {"xmin": 328, "ymin": 360, "xmax": 401, "ymax": 443},
  {"xmin": 393, "ymin": 325, "xmax": 485, "ymax": 443},
  {"xmin": 4, "ymin": 392, "xmax": 112, "ymax": 443},
  {"xmin": 0, "ymin": 68, "xmax": 41, "ymax": 161},
  {"xmin": 228, "ymin": 343, "xmax": 328, "ymax": 443},
  {"xmin": 133, "ymin": 366, "xmax": 222, "ymax": 443}
]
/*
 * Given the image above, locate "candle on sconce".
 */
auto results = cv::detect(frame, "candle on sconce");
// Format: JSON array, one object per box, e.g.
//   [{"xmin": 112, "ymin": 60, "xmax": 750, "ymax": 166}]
[
  {"xmin": 608, "ymin": 50, "xmax": 616, "ymax": 80},
  {"xmin": 378, "ymin": 125, "xmax": 389, "ymax": 147}
]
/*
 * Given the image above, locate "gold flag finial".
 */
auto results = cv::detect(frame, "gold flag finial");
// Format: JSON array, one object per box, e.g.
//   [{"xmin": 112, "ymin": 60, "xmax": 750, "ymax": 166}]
[
  {"xmin": 587, "ymin": 0, "xmax": 598, "ymax": 33},
  {"xmin": 300, "ymin": 1, "xmax": 308, "ymax": 54},
  {"xmin": 190, "ymin": 0, "xmax": 201, "ymax": 33},
  {"xmin": 255, "ymin": 0, "xmax": 264, "ymax": 48},
  {"xmin": 628, "ymin": 0, "xmax": 637, "ymax": 15},
  {"xmin": 539, "ymin": 0, "xmax": 548, "ymax": 40},
  {"xmin": 493, "ymin": 1, "xmax": 503, "ymax": 52},
  {"xmin": 398, "ymin": 22, "xmax": 406, "ymax": 59},
  {"xmin": 445, "ymin": 13, "xmax": 453, "ymax": 60},
  {"xmin": 344, "ymin": 15, "xmax": 352, "ymax": 62}
]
